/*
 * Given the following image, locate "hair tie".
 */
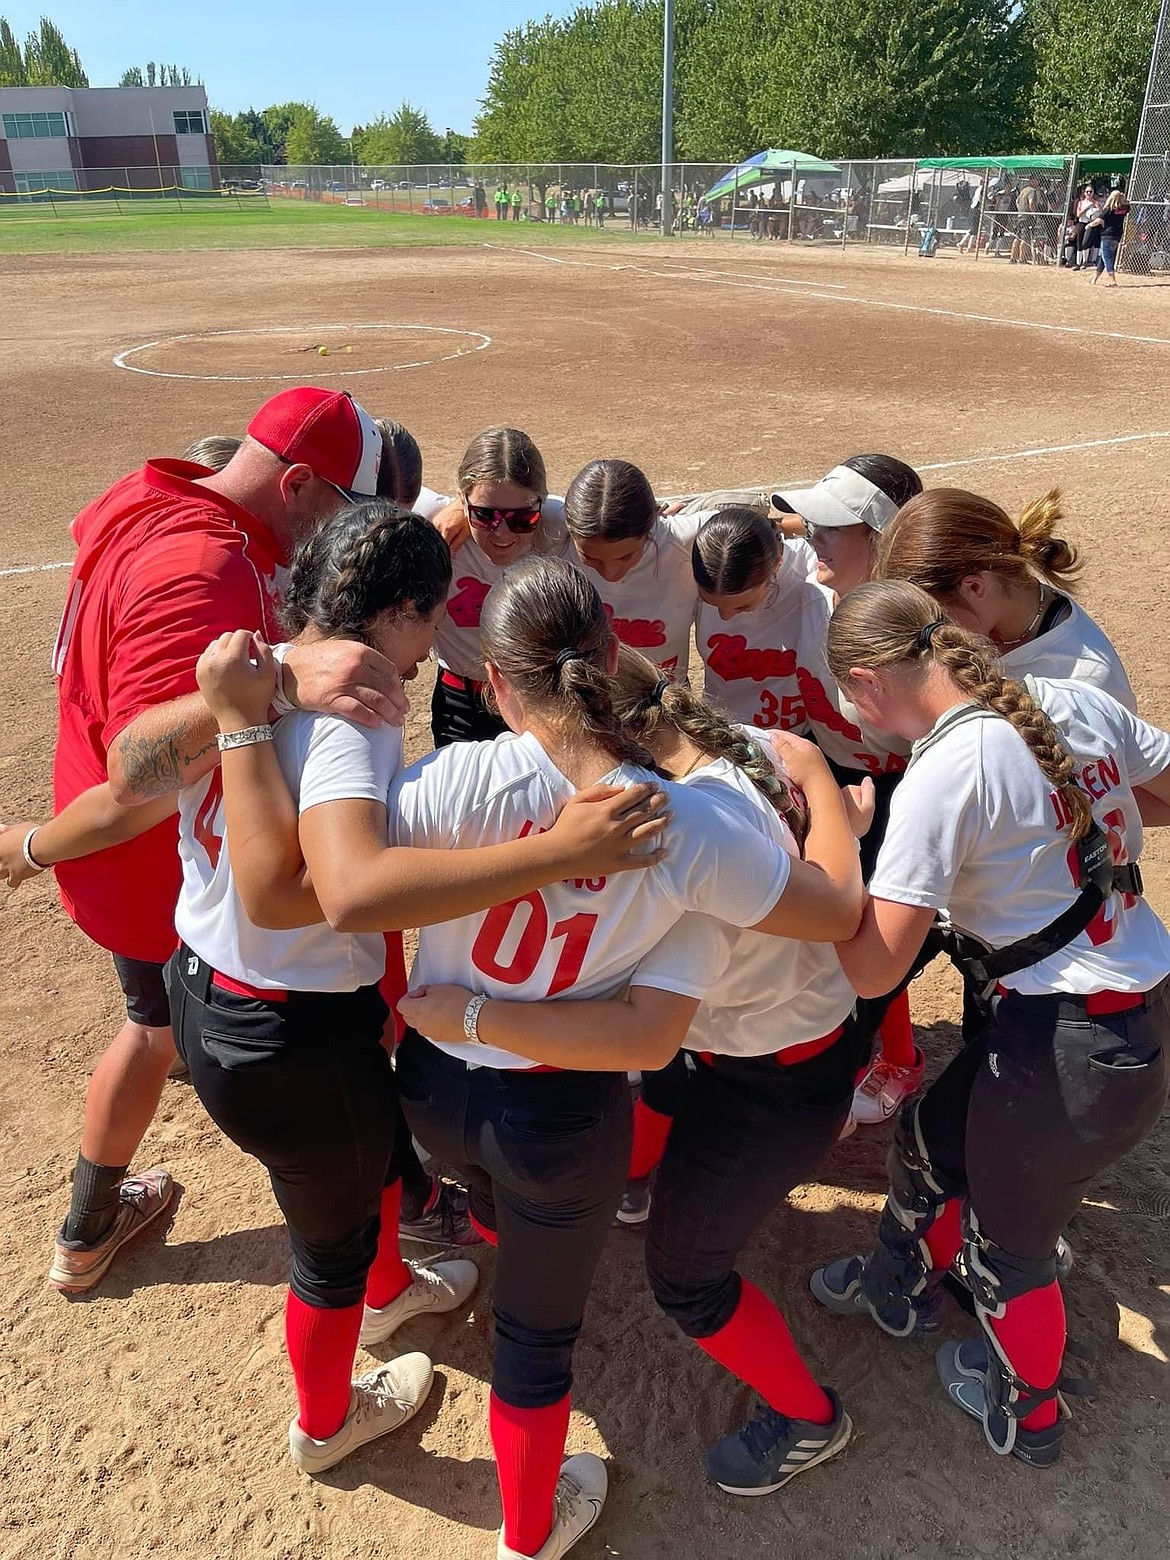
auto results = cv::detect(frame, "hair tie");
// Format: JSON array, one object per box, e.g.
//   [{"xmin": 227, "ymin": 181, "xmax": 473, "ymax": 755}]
[
  {"xmin": 555, "ymin": 647, "xmax": 585, "ymax": 672},
  {"xmin": 647, "ymin": 675, "xmax": 670, "ymax": 707},
  {"xmin": 917, "ymin": 619, "xmax": 947, "ymax": 651}
]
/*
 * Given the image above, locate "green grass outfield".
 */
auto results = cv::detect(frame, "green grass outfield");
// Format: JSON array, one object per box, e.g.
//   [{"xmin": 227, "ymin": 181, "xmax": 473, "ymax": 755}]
[{"xmin": 0, "ymin": 195, "xmax": 661, "ymax": 255}]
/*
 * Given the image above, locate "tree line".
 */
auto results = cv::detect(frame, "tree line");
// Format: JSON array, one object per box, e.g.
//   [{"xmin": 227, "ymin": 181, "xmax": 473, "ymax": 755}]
[
  {"xmin": 2, "ymin": 4, "xmax": 1157, "ymax": 165},
  {"xmin": 472, "ymin": 0, "xmax": 1159, "ymax": 162}
]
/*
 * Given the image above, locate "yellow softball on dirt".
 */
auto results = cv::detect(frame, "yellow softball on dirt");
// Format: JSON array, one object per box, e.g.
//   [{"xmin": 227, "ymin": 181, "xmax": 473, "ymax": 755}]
[
  {"xmin": 344, "ymin": 345, "xmax": 354, "ymax": 354},
  {"xmin": 317, "ymin": 345, "xmax": 329, "ymax": 356}
]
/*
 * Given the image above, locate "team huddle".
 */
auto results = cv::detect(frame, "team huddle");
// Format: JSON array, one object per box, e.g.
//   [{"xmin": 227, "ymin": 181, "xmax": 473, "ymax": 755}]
[{"xmin": 4, "ymin": 385, "xmax": 1168, "ymax": 1560}]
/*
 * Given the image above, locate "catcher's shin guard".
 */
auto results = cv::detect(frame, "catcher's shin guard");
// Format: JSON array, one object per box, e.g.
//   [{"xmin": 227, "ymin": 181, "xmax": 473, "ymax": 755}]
[
  {"xmin": 960, "ymin": 1205, "xmax": 1064, "ymax": 1455},
  {"xmin": 859, "ymin": 1099, "xmax": 964, "ymax": 1337}
]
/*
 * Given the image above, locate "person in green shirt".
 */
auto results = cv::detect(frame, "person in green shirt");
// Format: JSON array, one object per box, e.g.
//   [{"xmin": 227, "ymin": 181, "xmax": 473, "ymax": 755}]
[
  {"xmin": 511, "ymin": 188, "xmax": 523, "ymax": 221},
  {"xmin": 596, "ymin": 190, "xmax": 606, "ymax": 228},
  {"xmin": 545, "ymin": 191, "xmax": 556, "ymax": 223},
  {"xmin": 496, "ymin": 186, "xmax": 509, "ymax": 221}
]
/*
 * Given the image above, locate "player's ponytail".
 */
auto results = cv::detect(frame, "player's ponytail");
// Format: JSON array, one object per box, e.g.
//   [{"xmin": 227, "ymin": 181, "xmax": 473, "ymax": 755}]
[
  {"xmin": 480, "ymin": 555, "xmax": 665, "ymax": 776},
  {"xmin": 875, "ymin": 486, "xmax": 1082, "ymax": 598},
  {"xmin": 565, "ymin": 459, "xmax": 657, "ymax": 543},
  {"xmin": 692, "ymin": 507, "xmax": 782, "ymax": 595},
  {"xmin": 281, "ymin": 499, "xmax": 452, "ymax": 642},
  {"xmin": 1016, "ymin": 490, "xmax": 1082, "ymax": 587},
  {"xmin": 612, "ymin": 646, "xmax": 808, "ymax": 846},
  {"xmin": 826, "ymin": 579, "xmax": 1093, "ymax": 842}
]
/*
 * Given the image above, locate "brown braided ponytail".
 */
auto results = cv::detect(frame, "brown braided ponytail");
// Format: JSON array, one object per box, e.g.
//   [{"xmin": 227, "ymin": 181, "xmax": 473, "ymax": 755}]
[
  {"xmin": 480, "ymin": 556, "xmax": 666, "ymax": 776},
  {"xmin": 281, "ymin": 499, "xmax": 452, "ymax": 642},
  {"xmin": 826, "ymin": 579, "xmax": 1093, "ymax": 841},
  {"xmin": 611, "ymin": 646, "xmax": 809, "ymax": 847}
]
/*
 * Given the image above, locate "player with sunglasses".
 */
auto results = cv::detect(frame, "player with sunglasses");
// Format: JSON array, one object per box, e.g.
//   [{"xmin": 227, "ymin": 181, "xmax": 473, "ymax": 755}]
[{"xmin": 430, "ymin": 429, "xmax": 568, "ymax": 748}]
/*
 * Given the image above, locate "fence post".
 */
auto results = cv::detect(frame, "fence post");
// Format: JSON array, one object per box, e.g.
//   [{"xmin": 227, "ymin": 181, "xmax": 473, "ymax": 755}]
[
  {"xmin": 903, "ymin": 161, "xmax": 918, "ymax": 254},
  {"xmin": 841, "ymin": 162, "xmax": 850, "ymax": 251},
  {"xmin": 788, "ymin": 160, "xmax": 797, "ymax": 241},
  {"xmin": 731, "ymin": 163, "xmax": 738, "ymax": 236},
  {"xmin": 973, "ymin": 168, "xmax": 988, "ymax": 260},
  {"xmin": 1060, "ymin": 155, "xmax": 1079, "ymax": 267}
]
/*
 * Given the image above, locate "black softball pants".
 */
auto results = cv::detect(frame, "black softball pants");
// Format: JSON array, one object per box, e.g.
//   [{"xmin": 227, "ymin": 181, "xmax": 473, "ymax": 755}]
[
  {"xmin": 395, "ymin": 1029, "xmax": 631, "ymax": 1408},
  {"xmin": 919, "ymin": 979, "xmax": 1169, "ymax": 1262},
  {"xmin": 644, "ymin": 1025, "xmax": 870, "ymax": 1338},
  {"xmin": 431, "ymin": 672, "xmax": 508, "ymax": 749},
  {"xmin": 169, "ymin": 946, "xmax": 402, "ymax": 1310}
]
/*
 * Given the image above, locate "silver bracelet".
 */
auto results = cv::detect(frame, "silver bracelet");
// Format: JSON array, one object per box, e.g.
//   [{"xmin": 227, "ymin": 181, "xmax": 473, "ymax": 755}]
[
  {"xmin": 22, "ymin": 828, "xmax": 47, "ymax": 872},
  {"xmin": 463, "ymin": 993, "xmax": 490, "ymax": 1044},
  {"xmin": 216, "ymin": 724, "xmax": 274, "ymax": 752}
]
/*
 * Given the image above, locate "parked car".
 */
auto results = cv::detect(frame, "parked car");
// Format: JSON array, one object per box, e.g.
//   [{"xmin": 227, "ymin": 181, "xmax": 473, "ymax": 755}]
[
  {"xmin": 422, "ymin": 198, "xmax": 452, "ymax": 212},
  {"xmin": 370, "ymin": 179, "xmax": 386, "ymax": 190}
]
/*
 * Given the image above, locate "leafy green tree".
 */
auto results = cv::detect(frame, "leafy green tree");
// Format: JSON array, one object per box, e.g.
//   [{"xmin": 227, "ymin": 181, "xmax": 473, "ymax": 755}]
[
  {"xmin": 0, "ymin": 17, "xmax": 27, "ymax": 84},
  {"xmin": 120, "ymin": 65, "xmax": 144, "ymax": 86},
  {"xmin": 211, "ymin": 109, "xmax": 264, "ymax": 165},
  {"xmin": 122, "ymin": 62, "xmax": 195, "ymax": 87},
  {"xmin": 22, "ymin": 16, "xmax": 88, "ymax": 86},
  {"xmin": 353, "ymin": 102, "xmax": 444, "ymax": 165},
  {"xmin": 1024, "ymin": 0, "xmax": 1157, "ymax": 151},
  {"xmin": 283, "ymin": 104, "xmax": 349, "ymax": 165}
]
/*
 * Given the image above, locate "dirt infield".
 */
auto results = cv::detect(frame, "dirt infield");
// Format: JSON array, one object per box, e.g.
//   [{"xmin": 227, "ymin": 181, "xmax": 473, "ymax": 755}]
[{"xmin": 1, "ymin": 239, "xmax": 1168, "ymax": 1560}]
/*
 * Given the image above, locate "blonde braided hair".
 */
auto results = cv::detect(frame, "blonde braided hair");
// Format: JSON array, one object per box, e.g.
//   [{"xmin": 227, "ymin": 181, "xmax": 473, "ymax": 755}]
[
  {"xmin": 611, "ymin": 646, "xmax": 809, "ymax": 847},
  {"xmin": 826, "ymin": 579, "xmax": 1093, "ymax": 841}
]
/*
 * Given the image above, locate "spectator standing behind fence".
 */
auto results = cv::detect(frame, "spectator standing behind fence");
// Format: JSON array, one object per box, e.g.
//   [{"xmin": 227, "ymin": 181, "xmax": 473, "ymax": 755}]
[
  {"xmin": 596, "ymin": 189, "xmax": 607, "ymax": 228},
  {"xmin": 955, "ymin": 176, "xmax": 984, "ymax": 254},
  {"xmin": 1075, "ymin": 185, "xmax": 1101, "ymax": 269},
  {"xmin": 1090, "ymin": 183, "xmax": 1129, "ymax": 288},
  {"xmin": 545, "ymin": 190, "xmax": 556, "ymax": 223},
  {"xmin": 495, "ymin": 185, "xmax": 508, "ymax": 222},
  {"xmin": 474, "ymin": 182, "xmax": 487, "ymax": 218},
  {"xmin": 1012, "ymin": 177, "xmax": 1041, "ymax": 266}
]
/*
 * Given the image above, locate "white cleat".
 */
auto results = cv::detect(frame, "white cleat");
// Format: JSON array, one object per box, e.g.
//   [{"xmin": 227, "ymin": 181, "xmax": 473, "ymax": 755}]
[{"xmin": 359, "ymin": 1258, "xmax": 479, "ymax": 1347}]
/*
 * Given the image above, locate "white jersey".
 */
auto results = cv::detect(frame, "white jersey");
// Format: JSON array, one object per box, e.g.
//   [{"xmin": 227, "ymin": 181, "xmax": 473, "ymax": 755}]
[
  {"xmin": 567, "ymin": 513, "xmax": 701, "ymax": 678},
  {"xmin": 387, "ymin": 731, "xmax": 791, "ymax": 1068},
  {"xmin": 868, "ymin": 679, "xmax": 1170, "ymax": 997},
  {"xmin": 176, "ymin": 713, "xmax": 402, "ymax": 992},
  {"xmin": 1001, "ymin": 595, "xmax": 1135, "ymax": 712},
  {"xmin": 797, "ymin": 583, "xmax": 911, "ymax": 775},
  {"xmin": 431, "ymin": 502, "xmax": 569, "ymax": 681},
  {"xmin": 672, "ymin": 760, "xmax": 857, "ymax": 1056},
  {"xmin": 698, "ymin": 542, "xmax": 818, "ymax": 734}
]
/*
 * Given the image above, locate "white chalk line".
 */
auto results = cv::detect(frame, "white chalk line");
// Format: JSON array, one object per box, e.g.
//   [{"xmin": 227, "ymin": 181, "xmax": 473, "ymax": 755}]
[
  {"xmin": 498, "ymin": 245, "xmax": 1170, "ymax": 351},
  {"xmin": 112, "ymin": 322, "xmax": 493, "ymax": 382},
  {"xmin": 8, "ymin": 427, "xmax": 1169, "ymax": 582},
  {"xmin": 0, "ymin": 560, "xmax": 72, "ymax": 579}
]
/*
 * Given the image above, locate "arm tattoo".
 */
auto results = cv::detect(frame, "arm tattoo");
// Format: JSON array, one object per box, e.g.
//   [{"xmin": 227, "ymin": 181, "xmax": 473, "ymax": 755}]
[{"xmin": 116, "ymin": 722, "xmax": 217, "ymax": 800}]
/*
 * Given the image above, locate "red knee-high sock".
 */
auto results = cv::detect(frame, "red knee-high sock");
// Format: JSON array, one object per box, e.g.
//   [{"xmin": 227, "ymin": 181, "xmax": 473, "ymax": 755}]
[
  {"xmin": 923, "ymin": 1197, "xmax": 963, "ymax": 1272},
  {"xmin": 878, "ymin": 990, "xmax": 917, "ymax": 1069},
  {"xmin": 698, "ymin": 1278, "xmax": 834, "ymax": 1425},
  {"xmin": 628, "ymin": 1097, "xmax": 672, "ymax": 1181},
  {"xmin": 365, "ymin": 1182, "xmax": 413, "ymax": 1310},
  {"xmin": 987, "ymin": 1281, "xmax": 1065, "ymax": 1432},
  {"xmin": 285, "ymin": 1290, "xmax": 363, "ymax": 1440},
  {"xmin": 490, "ymin": 1391, "xmax": 571, "ymax": 1556},
  {"xmin": 379, "ymin": 932, "xmax": 408, "ymax": 1047}
]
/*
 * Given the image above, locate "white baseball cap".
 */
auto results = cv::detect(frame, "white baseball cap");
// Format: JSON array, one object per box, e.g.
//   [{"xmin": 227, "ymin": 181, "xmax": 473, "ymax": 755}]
[{"xmin": 771, "ymin": 465, "xmax": 898, "ymax": 534}]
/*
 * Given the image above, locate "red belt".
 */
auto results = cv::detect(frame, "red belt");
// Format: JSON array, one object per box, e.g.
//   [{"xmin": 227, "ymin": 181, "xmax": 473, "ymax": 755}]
[
  {"xmin": 995, "ymin": 983, "xmax": 1146, "ymax": 1016},
  {"xmin": 696, "ymin": 1024, "xmax": 845, "ymax": 1070},
  {"xmin": 440, "ymin": 668, "xmax": 485, "ymax": 695},
  {"xmin": 212, "ymin": 971, "xmax": 289, "ymax": 1003}
]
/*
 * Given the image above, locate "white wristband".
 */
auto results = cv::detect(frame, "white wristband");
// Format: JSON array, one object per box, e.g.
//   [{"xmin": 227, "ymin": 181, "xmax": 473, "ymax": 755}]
[
  {"xmin": 216, "ymin": 724, "xmax": 274, "ymax": 752},
  {"xmin": 22, "ymin": 828, "xmax": 47, "ymax": 872},
  {"xmin": 463, "ymin": 993, "xmax": 489, "ymax": 1045},
  {"xmin": 270, "ymin": 643, "xmax": 297, "ymax": 717}
]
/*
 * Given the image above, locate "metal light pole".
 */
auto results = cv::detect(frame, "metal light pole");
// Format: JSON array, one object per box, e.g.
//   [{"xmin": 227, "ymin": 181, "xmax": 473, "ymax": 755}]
[{"xmin": 661, "ymin": 0, "xmax": 674, "ymax": 236}]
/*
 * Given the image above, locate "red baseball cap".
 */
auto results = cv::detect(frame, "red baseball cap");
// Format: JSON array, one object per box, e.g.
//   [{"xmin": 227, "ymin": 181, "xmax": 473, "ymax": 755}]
[{"xmin": 247, "ymin": 387, "xmax": 382, "ymax": 502}]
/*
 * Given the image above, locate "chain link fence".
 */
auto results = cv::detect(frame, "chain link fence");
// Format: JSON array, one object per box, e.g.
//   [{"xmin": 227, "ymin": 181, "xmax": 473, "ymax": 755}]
[
  {"xmin": 1122, "ymin": 0, "xmax": 1170, "ymax": 274},
  {"xmin": 259, "ymin": 157, "xmax": 1117, "ymax": 266}
]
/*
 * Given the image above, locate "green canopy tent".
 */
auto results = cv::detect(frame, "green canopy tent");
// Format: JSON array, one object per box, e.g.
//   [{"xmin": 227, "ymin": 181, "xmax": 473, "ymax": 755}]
[{"xmin": 702, "ymin": 149, "xmax": 841, "ymax": 205}]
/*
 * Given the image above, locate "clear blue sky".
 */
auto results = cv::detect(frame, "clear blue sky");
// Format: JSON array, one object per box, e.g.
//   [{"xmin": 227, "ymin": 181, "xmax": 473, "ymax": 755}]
[{"xmin": 4, "ymin": 2, "xmax": 580, "ymax": 134}]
